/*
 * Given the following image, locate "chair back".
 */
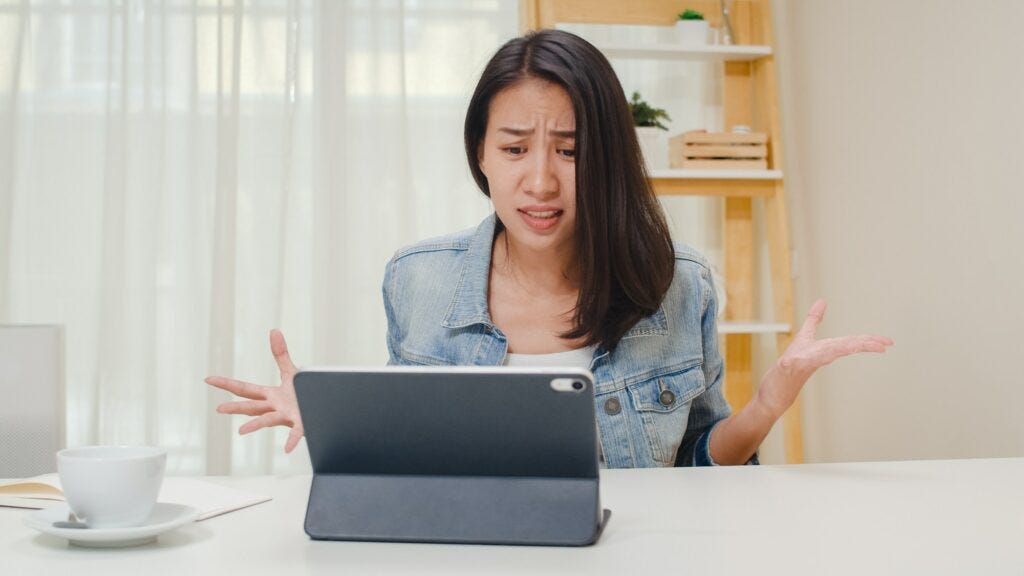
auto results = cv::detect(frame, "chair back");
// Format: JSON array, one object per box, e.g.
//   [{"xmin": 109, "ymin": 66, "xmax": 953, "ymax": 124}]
[{"xmin": 0, "ymin": 325, "xmax": 65, "ymax": 477}]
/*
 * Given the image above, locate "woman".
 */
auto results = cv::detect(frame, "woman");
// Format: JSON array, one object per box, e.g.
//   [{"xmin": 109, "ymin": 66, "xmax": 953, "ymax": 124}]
[{"xmin": 206, "ymin": 29, "xmax": 892, "ymax": 466}]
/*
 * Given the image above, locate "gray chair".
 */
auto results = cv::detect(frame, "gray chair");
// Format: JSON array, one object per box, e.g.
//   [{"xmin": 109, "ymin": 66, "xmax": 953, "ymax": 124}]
[{"xmin": 0, "ymin": 325, "xmax": 65, "ymax": 477}]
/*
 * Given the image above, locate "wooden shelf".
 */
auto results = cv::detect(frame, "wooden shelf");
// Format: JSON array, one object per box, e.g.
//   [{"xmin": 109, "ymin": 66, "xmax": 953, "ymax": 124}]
[
  {"xmin": 649, "ymin": 169, "xmax": 782, "ymax": 180},
  {"xmin": 717, "ymin": 321, "xmax": 791, "ymax": 335},
  {"xmin": 597, "ymin": 42, "xmax": 772, "ymax": 62},
  {"xmin": 650, "ymin": 169, "xmax": 782, "ymax": 197}
]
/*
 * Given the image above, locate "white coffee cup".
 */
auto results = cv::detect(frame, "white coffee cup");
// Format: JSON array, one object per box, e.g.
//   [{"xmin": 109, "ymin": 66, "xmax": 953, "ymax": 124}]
[{"xmin": 57, "ymin": 445, "xmax": 167, "ymax": 528}]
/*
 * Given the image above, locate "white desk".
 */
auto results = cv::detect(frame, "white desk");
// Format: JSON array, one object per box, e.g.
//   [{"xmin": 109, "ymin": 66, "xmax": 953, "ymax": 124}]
[{"xmin": 4, "ymin": 458, "xmax": 1023, "ymax": 575}]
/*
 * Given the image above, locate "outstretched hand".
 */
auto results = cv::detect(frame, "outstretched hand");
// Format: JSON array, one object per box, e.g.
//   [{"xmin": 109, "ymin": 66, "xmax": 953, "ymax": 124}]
[
  {"xmin": 205, "ymin": 329, "xmax": 304, "ymax": 453},
  {"xmin": 756, "ymin": 299, "xmax": 894, "ymax": 419}
]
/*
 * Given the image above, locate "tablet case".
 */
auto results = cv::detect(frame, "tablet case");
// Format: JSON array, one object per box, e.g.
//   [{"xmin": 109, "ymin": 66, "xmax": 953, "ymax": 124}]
[{"xmin": 294, "ymin": 367, "xmax": 609, "ymax": 546}]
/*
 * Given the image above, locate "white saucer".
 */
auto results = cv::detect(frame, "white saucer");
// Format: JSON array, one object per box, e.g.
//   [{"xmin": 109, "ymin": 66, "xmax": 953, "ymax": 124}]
[{"xmin": 24, "ymin": 502, "xmax": 201, "ymax": 548}]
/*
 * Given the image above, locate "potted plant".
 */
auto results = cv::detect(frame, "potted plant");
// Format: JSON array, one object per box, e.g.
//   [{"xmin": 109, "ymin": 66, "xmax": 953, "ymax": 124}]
[
  {"xmin": 629, "ymin": 92, "xmax": 671, "ymax": 171},
  {"xmin": 676, "ymin": 9, "xmax": 709, "ymax": 45}
]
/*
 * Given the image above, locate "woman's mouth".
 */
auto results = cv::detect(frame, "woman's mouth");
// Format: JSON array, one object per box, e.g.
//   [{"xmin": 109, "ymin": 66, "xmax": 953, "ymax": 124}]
[{"xmin": 518, "ymin": 208, "xmax": 563, "ymax": 232}]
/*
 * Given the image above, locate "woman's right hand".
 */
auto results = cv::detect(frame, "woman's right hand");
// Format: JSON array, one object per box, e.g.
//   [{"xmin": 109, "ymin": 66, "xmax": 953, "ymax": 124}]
[{"xmin": 205, "ymin": 329, "xmax": 304, "ymax": 453}]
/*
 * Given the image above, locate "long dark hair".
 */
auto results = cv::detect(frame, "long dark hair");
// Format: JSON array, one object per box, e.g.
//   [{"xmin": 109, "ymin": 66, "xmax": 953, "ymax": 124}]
[{"xmin": 464, "ymin": 29, "xmax": 675, "ymax": 352}]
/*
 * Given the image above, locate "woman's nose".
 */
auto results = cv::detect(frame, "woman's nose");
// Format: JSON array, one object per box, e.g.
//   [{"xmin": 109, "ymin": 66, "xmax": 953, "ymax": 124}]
[{"xmin": 524, "ymin": 152, "xmax": 558, "ymax": 198}]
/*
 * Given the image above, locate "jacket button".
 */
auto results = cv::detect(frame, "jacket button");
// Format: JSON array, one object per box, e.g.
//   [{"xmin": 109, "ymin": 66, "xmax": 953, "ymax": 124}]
[
  {"xmin": 659, "ymin": 389, "xmax": 676, "ymax": 406},
  {"xmin": 604, "ymin": 397, "xmax": 621, "ymax": 415}
]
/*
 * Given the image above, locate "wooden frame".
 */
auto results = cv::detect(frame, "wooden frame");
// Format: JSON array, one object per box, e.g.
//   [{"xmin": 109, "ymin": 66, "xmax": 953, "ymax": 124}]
[{"xmin": 521, "ymin": 0, "xmax": 803, "ymax": 463}]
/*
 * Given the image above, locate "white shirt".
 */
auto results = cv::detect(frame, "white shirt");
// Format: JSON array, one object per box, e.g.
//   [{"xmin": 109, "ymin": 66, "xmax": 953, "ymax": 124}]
[{"xmin": 502, "ymin": 346, "xmax": 596, "ymax": 369}]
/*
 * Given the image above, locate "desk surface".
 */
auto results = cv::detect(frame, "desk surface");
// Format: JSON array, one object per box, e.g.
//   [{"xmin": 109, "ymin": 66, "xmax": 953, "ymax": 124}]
[{"xmin": 4, "ymin": 458, "xmax": 1023, "ymax": 575}]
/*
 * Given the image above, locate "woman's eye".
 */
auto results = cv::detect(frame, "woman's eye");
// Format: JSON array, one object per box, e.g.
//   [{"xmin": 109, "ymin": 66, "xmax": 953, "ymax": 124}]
[
  {"xmin": 503, "ymin": 146, "xmax": 524, "ymax": 156},
  {"xmin": 558, "ymin": 148, "xmax": 576, "ymax": 158}
]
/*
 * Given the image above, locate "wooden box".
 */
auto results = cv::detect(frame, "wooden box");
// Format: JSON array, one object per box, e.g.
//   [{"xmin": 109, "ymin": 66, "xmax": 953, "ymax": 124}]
[{"xmin": 669, "ymin": 132, "xmax": 769, "ymax": 170}]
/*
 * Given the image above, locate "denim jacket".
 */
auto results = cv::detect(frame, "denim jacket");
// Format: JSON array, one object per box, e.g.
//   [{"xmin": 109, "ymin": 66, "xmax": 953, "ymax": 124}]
[{"xmin": 382, "ymin": 214, "xmax": 741, "ymax": 468}]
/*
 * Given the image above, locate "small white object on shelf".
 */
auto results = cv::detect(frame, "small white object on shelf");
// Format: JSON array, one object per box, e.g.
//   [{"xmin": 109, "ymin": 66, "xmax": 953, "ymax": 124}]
[
  {"xmin": 675, "ymin": 19, "xmax": 709, "ymax": 45},
  {"xmin": 636, "ymin": 126, "xmax": 670, "ymax": 172}
]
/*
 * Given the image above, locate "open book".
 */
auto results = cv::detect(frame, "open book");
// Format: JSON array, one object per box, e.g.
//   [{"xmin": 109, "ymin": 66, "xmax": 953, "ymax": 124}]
[{"xmin": 0, "ymin": 474, "xmax": 271, "ymax": 521}]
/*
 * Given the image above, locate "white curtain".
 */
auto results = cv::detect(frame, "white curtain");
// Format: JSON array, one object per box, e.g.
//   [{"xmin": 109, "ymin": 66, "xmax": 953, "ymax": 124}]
[{"xmin": 0, "ymin": 0, "xmax": 516, "ymax": 475}]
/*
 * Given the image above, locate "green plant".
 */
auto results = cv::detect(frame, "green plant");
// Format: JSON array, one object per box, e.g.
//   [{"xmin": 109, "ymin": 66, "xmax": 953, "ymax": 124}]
[
  {"xmin": 678, "ymin": 9, "xmax": 705, "ymax": 20},
  {"xmin": 629, "ymin": 92, "xmax": 671, "ymax": 130}
]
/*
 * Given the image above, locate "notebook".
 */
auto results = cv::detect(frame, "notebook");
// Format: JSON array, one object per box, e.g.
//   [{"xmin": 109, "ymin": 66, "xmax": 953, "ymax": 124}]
[
  {"xmin": 0, "ymin": 474, "xmax": 271, "ymax": 521},
  {"xmin": 294, "ymin": 366, "xmax": 610, "ymax": 546}
]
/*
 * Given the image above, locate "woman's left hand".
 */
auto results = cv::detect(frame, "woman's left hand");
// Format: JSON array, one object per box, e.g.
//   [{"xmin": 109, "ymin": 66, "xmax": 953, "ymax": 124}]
[{"xmin": 755, "ymin": 299, "xmax": 894, "ymax": 419}]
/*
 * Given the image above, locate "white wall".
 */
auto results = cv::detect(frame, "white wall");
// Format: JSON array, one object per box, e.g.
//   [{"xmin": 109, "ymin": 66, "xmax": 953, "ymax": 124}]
[{"xmin": 769, "ymin": 0, "xmax": 1024, "ymax": 462}]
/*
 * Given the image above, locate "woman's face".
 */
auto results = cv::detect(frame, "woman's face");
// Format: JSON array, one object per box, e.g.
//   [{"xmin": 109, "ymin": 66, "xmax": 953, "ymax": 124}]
[{"xmin": 478, "ymin": 78, "xmax": 577, "ymax": 258}]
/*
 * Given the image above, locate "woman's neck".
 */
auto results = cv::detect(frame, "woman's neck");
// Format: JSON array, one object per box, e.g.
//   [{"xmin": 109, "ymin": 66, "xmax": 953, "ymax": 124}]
[{"xmin": 492, "ymin": 230, "xmax": 579, "ymax": 295}]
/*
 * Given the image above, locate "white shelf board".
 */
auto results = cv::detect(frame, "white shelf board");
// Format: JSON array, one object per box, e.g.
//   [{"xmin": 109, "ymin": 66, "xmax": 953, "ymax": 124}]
[
  {"xmin": 649, "ymin": 169, "xmax": 783, "ymax": 180},
  {"xmin": 597, "ymin": 43, "xmax": 772, "ymax": 62},
  {"xmin": 717, "ymin": 321, "xmax": 791, "ymax": 335}
]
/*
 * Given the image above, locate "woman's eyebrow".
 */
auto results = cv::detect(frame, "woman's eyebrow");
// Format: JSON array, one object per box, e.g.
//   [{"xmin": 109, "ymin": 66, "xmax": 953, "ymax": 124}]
[{"xmin": 496, "ymin": 127, "xmax": 576, "ymax": 138}]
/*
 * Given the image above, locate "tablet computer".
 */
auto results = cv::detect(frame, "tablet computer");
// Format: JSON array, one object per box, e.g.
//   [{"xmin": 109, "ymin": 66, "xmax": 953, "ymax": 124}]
[{"xmin": 294, "ymin": 366, "xmax": 609, "ymax": 546}]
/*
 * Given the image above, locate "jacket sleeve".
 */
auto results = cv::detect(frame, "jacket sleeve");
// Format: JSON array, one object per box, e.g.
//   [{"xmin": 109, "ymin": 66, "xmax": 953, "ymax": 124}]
[
  {"xmin": 382, "ymin": 256, "xmax": 402, "ymax": 366},
  {"xmin": 675, "ymin": 265, "xmax": 759, "ymax": 466}
]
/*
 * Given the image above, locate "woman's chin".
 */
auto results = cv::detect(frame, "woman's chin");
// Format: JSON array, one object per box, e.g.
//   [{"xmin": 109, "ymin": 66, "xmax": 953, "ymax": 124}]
[{"xmin": 505, "ymin": 226, "xmax": 573, "ymax": 256}]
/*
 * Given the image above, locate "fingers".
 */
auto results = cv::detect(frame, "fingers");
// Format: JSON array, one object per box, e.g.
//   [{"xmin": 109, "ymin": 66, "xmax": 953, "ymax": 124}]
[
  {"xmin": 284, "ymin": 426, "xmax": 304, "ymax": 454},
  {"xmin": 238, "ymin": 412, "xmax": 291, "ymax": 435},
  {"xmin": 269, "ymin": 329, "xmax": 298, "ymax": 376},
  {"xmin": 817, "ymin": 334, "xmax": 893, "ymax": 364},
  {"xmin": 205, "ymin": 376, "xmax": 267, "ymax": 400},
  {"xmin": 778, "ymin": 333, "xmax": 893, "ymax": 375},
  {"xmin": 217, "ymin": 400, "xmax": 273, "ymax": 417},
  {"xmin": 798, "ymin": 299, "xmax": 828, "ymax": 337}
]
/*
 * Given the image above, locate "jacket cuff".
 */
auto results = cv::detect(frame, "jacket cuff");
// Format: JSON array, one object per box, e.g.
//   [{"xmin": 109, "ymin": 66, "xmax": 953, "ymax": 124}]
[{"xmin": 693, "ymin": 423, "xmax": 760, "ymax": 466}]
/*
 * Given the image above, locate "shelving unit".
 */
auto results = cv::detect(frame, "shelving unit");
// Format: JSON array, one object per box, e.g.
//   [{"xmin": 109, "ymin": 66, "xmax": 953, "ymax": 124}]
[
  {"xmin": 523, "ymin": 0, "xmax": 804, "ymax": 463},
  {"xmin": 596, "ymin": 43, "xmax": 771, "ymax": 61},
  {"xmin": 649, "ymin": 169, "xmax": 783, "ymax": 180},
  {"xmin": 650, "ymin": 169, "xmax": 782, "ymax": 197},
  {"xmin": 718, "ymin": 321, "xmax": 790, "ymax": 335}
]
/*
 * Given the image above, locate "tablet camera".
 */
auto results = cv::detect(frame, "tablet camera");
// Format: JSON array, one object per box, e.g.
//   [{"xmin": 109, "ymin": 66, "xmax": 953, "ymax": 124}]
[{"xmin": 550, "ymin": 378, "xmax": 587, "ymax": 393}]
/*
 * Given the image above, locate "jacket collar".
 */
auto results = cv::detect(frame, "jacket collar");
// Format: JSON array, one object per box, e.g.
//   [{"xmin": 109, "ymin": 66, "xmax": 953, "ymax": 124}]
[
  {"xmin": 441, "ymin": 213, "xmax": 668, "ymax": 338},
  {"xmin": 621, "ymin": 306, "xmax": 669, "ymax": 338},
  {"xmin": 442, "ymin": 214, "xmax": 498, "ymax": 330}
]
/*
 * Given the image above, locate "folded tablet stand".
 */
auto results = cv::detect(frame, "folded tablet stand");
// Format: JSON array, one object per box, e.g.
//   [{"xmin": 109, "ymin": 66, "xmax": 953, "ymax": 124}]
[{"xmin": 295, "ymin": 368, "xmax": 610, "ymax": 546}]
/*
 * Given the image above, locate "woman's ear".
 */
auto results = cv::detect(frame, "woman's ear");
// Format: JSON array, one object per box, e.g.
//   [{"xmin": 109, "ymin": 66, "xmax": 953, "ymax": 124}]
[{"xmin": 477, "ymin": 141, "xmax": 489, "ymax": 178}]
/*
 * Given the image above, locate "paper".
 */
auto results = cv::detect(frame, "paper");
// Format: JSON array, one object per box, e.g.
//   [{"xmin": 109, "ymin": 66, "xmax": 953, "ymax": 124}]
[
  {"xmin": 0, "ymin": 474, "xmax": 271, "ymax": 520},
  {"xmin": 157, "ymin": 477, "xmax": 272, "ymax": 520}
]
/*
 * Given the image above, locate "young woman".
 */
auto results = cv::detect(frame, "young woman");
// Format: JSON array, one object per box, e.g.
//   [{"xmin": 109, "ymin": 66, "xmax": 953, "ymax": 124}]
[{"xmin": 206, "ymin": 30, "xmax": 892, "ymax": 467}]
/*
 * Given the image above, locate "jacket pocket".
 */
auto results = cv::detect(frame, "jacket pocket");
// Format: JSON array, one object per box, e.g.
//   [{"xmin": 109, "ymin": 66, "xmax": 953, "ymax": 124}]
[
  {"xmin": 626, "ymin": 364, "xmax": 706, "ymax": 466},
  {"xmin": 397, "ymin": 344, "xmax": 455, "ymax": 366}
]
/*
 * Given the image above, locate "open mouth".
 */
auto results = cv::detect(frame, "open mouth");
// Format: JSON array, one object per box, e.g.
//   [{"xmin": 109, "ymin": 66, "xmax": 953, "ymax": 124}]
[
  {"xmin": 519, "ymin": 209, "xmax": 562, "ymax": 219},
  {"xmin": 518, "ymin": 208, "xmax": 564, "ymax": 231}
]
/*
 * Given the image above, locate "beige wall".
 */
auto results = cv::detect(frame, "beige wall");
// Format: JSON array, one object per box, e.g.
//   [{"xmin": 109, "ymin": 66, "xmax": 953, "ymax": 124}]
[{"xmin": 762, "ymin": 0, "xmax": 1024, "ymax": 462}]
